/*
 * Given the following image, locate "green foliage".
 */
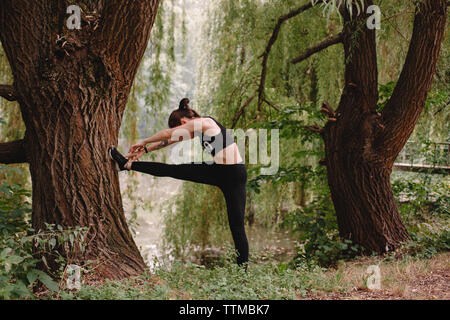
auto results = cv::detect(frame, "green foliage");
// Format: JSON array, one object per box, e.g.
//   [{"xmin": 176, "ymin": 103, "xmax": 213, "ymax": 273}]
[
  {"xmin": 404, "ymin": 227, "xmax": 450, "ymax": 259},
  {"xmin": 0, "ymin": 165, "xmax": 87, "ymax": 300},
  {"xmin": 0, "ymin": 48, "xmax": 29, "ymax": 187},
  {"xmin": 163, "ymin": 182, "xmax": 229, "ymax": 262},
  {"xmin": 0, "ymin": 224, "xmax": 87, "ymax": 299},
  {"xmin": 0, "ymin": 0, "xmax": 447, "ymax": 301},
  {"xmin": 391, "ymin": 170, "xmax": 449, "ymax": 259},
  {"xmin": 120, "ymin": 0, "xmax": 183, "ymax": 144},
  {"xmin": 313, "ymin": 0, "xmax": 366, "ymax": 22},
  {"xmin": 392, "ymin": 175, "xmax": 449, "ymax": 223},
  {"xmin": 152, "ymin": 257, "xmax": 302, "ymax": 300},
  {"xmin": 376, "ymin": 81, "xmax": 396, "ymax": 112},
  {"xmin": 70, "ymin": 249, "xmax": 327, "ymax": 300},
  {"xmin": 196, "ymin": 0, "xmax": 344, "ymax": 126},
  {"xmin": 243, "ymin": 101, "xmax": 363, "ymax": 267},
  {"xmin": 184, "ymin": 0, "xmax": 346, "ymax": 263},
  {"xmin": 246, "ymin": 102, "xmax": 325, "ymax": 192},
  {"xmin": 122, "ymin": 176, "xmax": 141, "ymax": 236},
  {"xmin": 284, "ymin": 193, "xmax": 362, "ymax": 268},
  {"xmin": 0, "ymin": 165, "xmax": 31, "ymax": 236}
]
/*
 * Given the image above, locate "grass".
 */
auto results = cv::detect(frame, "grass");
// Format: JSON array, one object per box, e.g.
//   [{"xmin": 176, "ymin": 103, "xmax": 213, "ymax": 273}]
[
  {"xmin": 305, "ymin": 252, "xmax": 449, "ymax": 300},
  {"xmin": 62, "ymin": 251, "xmax": 449, "ymax": 300}
]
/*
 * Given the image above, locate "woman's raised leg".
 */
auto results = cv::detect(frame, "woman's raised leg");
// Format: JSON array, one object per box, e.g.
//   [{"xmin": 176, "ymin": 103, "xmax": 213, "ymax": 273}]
[{"xmin": 130, "ymin": 161, "xmax": 220, "ymax": 187}]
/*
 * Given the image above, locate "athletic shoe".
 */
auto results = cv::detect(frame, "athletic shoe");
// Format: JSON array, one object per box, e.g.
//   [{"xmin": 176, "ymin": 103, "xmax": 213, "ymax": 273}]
[{"xmin": 108, "ymin": 146, "xmax": 129, "ymax": 171}]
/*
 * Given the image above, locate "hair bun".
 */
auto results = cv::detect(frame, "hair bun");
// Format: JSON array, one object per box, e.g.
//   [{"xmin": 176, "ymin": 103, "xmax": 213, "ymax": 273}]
[{"xmin": 179, "ymin": 98, "xmax": 190, "ymax": 110}]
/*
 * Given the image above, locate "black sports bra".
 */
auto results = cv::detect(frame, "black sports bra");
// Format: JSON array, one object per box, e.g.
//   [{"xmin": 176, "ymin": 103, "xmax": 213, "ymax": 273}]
[{"xmin": 195, "ymin": 116, "xmax": 235, "ymax": 156}]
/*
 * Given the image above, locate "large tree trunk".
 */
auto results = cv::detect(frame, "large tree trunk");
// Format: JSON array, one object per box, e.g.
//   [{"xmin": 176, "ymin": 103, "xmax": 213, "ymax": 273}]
[
  {"xmin": 0, "ymin": 0, "xmax": 160, "ymax": 279},
  {"xmin": 321, "ymin": 0, "xmax": 447, "ymax": 253}
]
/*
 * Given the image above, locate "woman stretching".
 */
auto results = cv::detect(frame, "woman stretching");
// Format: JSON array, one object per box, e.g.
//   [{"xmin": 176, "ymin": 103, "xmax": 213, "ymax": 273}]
[{"xmin": 108, "ymin": 98, "xmax": 249, "ymax": 267}]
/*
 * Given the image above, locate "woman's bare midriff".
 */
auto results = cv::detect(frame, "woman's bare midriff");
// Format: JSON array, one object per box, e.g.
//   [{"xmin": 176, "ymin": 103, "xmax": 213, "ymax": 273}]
[{"xmin": 213, "ymin": 143, "xmax": 243, "ymax": 164}]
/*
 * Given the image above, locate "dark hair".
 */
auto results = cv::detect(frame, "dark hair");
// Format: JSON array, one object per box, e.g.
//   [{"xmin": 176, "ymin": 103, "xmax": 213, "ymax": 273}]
[{"xmin": 168, "ymin": 98, "xmax": 201, "ymax": 128}]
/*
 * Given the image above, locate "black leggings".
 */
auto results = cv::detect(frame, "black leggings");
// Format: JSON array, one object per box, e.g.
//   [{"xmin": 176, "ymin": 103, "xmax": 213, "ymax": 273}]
[{"xmin": 130, "ymin": 161, "xmax": 249, "ymax": 266}]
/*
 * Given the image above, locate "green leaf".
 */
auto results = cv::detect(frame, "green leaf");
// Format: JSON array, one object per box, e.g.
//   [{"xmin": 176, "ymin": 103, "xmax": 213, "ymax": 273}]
[
  {"xmin": 6, "ymin": 255, "xmax": 24, "ymax": 265},
  {"xmin": 11, "ymin": 280, "xmax": 33, "ymax": 298},
  {"xmin": 0, "ymin": 247, "xmax": 12, "ymax": 259},
  {"xmin": 26, "ymin": 270, "xmax": 39, "ymax": 285},
  {"xmin": 35, "ymin": 270, "xmax": 59, "ymax": 292},
  {"xmin": 42, "ymin": 256, "xmax": 48, "ymax": 268}
]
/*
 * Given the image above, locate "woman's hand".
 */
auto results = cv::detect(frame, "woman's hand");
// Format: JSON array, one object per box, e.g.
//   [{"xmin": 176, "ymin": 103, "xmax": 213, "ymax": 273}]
[
  {"xmin": 126, "ymin": 148, "xmax": 146, "ymax": 162},
  {"xmin": 128, "ymin": 140, "xmax": 147, "ymax": 154}
]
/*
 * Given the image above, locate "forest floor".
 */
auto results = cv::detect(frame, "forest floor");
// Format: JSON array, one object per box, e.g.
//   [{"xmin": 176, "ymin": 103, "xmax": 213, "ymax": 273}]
[
  {"xmin": 302, "ymin": 252, "xmax": 449, "ymax": 300},
  {"xmin": 62, "ymin": 251, "xmax": 449, "ymax": 300}
]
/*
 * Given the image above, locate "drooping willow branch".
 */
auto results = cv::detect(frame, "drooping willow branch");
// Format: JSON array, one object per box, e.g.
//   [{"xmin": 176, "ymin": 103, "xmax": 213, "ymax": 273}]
[
  {"xmin": 257, "ymin": 1, "xmax": 316, "ymax": 112},
  {"xmin": 234, "ymin": 1, "xmax": 333, "ymax": 128},
  {"xmin": 231, "ymin": 94, "xmax": 256, "ymax": 129}
]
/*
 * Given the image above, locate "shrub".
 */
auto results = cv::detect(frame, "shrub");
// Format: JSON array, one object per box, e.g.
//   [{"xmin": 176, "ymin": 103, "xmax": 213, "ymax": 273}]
[
  {"xmin": 284, "ymin": 196, "xmax": 362, "ymax": 268},
  {"xmin": 0, "ymin": 165, "xmax": 31, "ymax": 236},
  {"xmin": 0, "ymin": 224, "xmax": 87, "ymax": 299}
]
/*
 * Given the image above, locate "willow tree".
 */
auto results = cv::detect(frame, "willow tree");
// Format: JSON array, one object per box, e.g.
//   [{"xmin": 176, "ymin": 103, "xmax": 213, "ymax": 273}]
[
  {"xmin": 259, "ymin": 0, "xmax": 447, "ymax": 252},
  {"xmin": 0, "ymin": 0, "xmax": 160, "ymax": 279}
]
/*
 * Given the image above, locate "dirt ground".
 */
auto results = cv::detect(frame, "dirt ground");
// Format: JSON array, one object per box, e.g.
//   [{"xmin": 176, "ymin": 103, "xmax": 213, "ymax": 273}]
[{"xmin": 303, "ymin": 252, "xmax": 449, "ymax": 300}]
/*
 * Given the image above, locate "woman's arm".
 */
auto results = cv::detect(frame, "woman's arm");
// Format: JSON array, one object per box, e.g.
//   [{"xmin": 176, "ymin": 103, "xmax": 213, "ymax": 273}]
[
  {"xmin": 125, "ymin": 139, "xmax": 176, "ymax": 160},
  {"xmin": 128, "ymin": 119, "xmax": 200, "ymax": 154},
  {"xmin": 147, "ymin": 139, "xmax": 177, "ymax": 152}
]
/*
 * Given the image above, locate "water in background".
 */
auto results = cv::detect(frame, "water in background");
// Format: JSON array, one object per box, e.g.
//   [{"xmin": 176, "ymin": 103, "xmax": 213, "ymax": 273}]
[
  {"xmin": 120, "ymin": 172, "xmax": 298, "ymax": 270},
  {"xmin": 120, "ymin": 172, "xmax": 181, "ymax": 270}
]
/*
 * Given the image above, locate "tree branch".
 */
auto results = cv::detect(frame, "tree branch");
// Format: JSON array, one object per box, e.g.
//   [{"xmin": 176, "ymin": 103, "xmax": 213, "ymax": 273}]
[
  {"xmin": 0, "ymin": 84, "xmax": 17, "ymax": 101},
  {"xmin": 305, "ymin": 122, "xmax": 323, "ymax": 134},
  {"xmin": 377, "ymin": 0, "xmax": 448, "ymax": 162},
  {"xmin": 333, "ymin": 0, "xmax": 379, "ymax": 115},
  {"xmin": 257, "ymin": 1, "xmax": 316, "ymax": 112},
  {"xmin": 232, "ymin": 94, "xmax": 256, "ymax": 129},
  {"xmin": 291, "ymin": 33, "xmax": 344, "ymax": 64},
  {"xmin": 0, "ymin": 139, "xmax": 28, "ymax": 164},
  {"xmin": 262, "ymin": 98, "xmax": 280, "ymax": 112}
]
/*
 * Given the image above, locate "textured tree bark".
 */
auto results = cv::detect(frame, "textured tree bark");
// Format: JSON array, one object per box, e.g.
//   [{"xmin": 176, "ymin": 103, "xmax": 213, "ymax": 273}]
[
  {"xmin": 320, "ymin": 0, "xmax": 447, "ymax": 253},
  {"xmin": 0, "ymin": 140, "xmax": 27, "ymax": 164},
  {"xmin": 0, "ymin": 0, "xmax": 160, "ymax": 279}
]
